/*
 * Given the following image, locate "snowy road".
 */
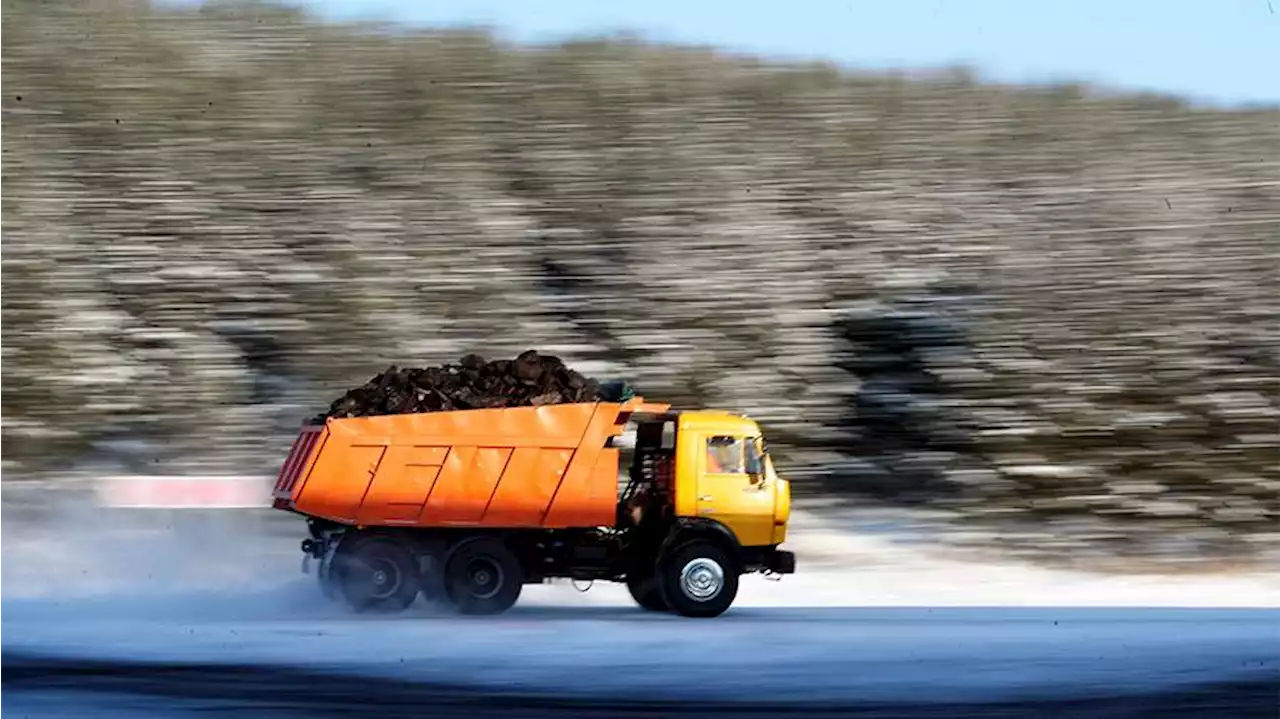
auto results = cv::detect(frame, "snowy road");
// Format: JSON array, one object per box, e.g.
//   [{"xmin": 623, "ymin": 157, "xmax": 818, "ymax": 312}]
[
  {"xmin": 3, "ymin": 650, "xmax": 1275, "ymax": 718},
  {"xmin": 3, "ymin": 505, "xmax": 1278, "ymax": 717},
  {"xmin": 4, "ymin": 578, "xmax": 1279, "ymax": 718}
]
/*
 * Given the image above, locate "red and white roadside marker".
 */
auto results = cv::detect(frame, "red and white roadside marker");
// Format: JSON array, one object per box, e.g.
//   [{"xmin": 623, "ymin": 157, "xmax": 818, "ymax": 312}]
[{"xmin": 95, "ymin": 475, "xmax": 273, "ymax": 509}]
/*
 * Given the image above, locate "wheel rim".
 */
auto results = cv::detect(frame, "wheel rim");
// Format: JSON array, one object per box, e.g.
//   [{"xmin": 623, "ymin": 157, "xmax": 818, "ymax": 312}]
[
  {"xmin": 350, "ymin": 556, "xmax": 401, "ymax": 601},
  {"xmin": 679, "ymin": 557, "xmax": 724, "ymax": 601},
  {"xmin": 464, "ymin": 557, "xmax": 504, "ymax": 600}
]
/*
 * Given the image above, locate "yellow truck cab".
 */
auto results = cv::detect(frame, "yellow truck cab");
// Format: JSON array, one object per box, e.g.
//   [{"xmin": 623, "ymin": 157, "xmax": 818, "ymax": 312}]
[
  {"xmin": 619, "ymin": 409, "xmax": 794, "ymax": 616},
  {"xmin": 673, "ymin": 411, "xmax": 791, "ymax": 548}
]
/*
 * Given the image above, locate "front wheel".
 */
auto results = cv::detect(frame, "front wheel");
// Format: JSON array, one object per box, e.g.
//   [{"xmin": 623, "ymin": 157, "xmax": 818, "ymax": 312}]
[{"xmin": 659, "ymin": 540, "xmax": 739, "ymax": 618}]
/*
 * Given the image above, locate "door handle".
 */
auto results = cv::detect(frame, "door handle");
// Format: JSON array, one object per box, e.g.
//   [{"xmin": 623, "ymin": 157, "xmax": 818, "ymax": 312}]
[{"xmin": 699, "ymin": 495, "xmax": 714, "ymax": 502}]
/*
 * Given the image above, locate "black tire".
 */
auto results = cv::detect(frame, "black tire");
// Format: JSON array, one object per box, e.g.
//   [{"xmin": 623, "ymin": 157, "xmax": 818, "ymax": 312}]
[
  {"xmin": 443, "ymin": 537, "xmax": 524, "ymax": 615},
  {"xmin": 626, "ymin": 569, "xmax": 669, "ymax": 611},
  {"xmin": 658, "ymin": 540, "xmax": 739, "ymax": 618},
  {"xmin": 331, "ymin": 535, "xmax": 420, "ymax": 614}
]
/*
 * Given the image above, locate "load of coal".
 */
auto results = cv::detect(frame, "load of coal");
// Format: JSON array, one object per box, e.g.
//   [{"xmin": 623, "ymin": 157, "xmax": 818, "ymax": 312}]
[{"xmin": 311, "ymin": 350, "xmax": 632, "ymax": 423}]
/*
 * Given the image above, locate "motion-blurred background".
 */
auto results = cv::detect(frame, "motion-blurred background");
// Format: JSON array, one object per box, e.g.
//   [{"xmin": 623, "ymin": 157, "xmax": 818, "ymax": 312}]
[{"xmin": 4, "ymin": 0, "xmax": 1278, "ymax": 570}]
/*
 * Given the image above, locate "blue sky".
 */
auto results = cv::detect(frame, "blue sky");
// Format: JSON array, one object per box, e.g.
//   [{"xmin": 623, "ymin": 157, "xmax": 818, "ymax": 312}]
[{"xmin": 289, "ymin": 0, "xmax": 1278, "ymax": 106}]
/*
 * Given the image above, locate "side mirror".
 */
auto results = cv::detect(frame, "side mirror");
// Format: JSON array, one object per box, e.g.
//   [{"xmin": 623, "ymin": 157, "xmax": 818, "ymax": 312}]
[{"xmin": 745, "ymin": 441, "xmax": 764, "ymax": 480}]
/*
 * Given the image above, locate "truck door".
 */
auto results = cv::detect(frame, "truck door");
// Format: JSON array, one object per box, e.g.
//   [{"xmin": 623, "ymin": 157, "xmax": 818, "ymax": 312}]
[{"xmin": 696, "ymin": 435, "xmax": 776, "ymax": 547}]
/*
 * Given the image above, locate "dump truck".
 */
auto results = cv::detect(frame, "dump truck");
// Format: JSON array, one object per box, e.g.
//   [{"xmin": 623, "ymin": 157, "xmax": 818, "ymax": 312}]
[{"xmin": 272, "ymin": 398, "xmax": 795, "ymax": 617}]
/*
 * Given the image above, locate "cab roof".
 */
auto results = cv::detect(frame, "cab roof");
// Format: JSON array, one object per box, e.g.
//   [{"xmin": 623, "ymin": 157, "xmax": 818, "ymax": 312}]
[{"xmin": 676, "ymin": 410, "xmax": 761, "ymax": 436}]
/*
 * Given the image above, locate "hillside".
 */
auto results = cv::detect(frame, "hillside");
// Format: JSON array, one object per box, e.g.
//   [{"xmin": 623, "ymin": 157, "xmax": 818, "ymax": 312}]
[{"xmin": 3, "ymin": 1, "xmax": 1278, "ymax": 561}]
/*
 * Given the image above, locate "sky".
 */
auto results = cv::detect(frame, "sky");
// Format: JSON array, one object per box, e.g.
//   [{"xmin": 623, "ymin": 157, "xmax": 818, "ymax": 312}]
[{"xmin": 289, "ymin": 0, "xmax": 1278, "ymax": 107}]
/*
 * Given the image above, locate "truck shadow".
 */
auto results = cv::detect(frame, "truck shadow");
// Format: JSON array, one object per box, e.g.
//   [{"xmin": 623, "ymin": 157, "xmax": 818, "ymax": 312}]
[{"xmin": 485, "ymin": 603, "xmax": 1280, "ymax": 625}]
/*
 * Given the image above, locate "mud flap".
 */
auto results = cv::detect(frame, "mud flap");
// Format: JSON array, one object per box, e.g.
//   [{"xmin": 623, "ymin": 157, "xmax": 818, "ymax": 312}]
[
  {"xmin": 311, "ymin": 533, "xmax": 344, "ymax": 600},
  {"xmin": 766, "ymin": 549, "xmax": 796, "ymax": 574}
]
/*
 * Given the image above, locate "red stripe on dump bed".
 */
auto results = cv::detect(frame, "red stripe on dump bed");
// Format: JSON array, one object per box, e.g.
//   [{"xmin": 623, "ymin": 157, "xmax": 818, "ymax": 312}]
[
  {"xmin": 283, "ymin": 434, "xmax": 309, "ymax": 486},
  {"xmin": 274, "ymin": 434, "xmax": 305, "ymax": 492},
  {"xmin": 279, "ymin": 434, "xmax": 310, "ymax": 491},
  {"xmin": 284, "ymin": 431, "xmax": 320, "ymax": 494},
  {"xmin": 275, "ymin": 428, "xmax": 321, "ymax": 496}
]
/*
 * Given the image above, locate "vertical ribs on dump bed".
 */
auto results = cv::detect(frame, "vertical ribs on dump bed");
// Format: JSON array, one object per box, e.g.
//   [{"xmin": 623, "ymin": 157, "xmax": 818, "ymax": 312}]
[{"xmin": 273, "ymin": 425, "xmax": 324, "ymax": 501}]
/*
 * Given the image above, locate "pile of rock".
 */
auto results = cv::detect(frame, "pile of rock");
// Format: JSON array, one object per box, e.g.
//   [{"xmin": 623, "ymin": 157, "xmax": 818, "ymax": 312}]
[{"xmin": 312, "ymin": 351, "xmax": 608, "ymax": 422}]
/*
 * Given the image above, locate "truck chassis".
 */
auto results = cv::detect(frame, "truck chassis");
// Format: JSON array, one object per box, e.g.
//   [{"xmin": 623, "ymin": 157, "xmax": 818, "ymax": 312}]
[{"xmin": 297, "ymin": 510, "xmax": 794, "ymax": 618}]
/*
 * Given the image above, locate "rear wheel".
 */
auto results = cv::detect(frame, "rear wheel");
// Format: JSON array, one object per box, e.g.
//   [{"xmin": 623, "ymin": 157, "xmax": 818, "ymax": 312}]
[
  {"xmin": 332, "ymin": 535, "xmax": 420, "ymax": 614},
  {"xmin": 659, "ymin": 540, "xmax": 738, "ymax": 618},
  {"xmin": 443, "ymin": 537, "xmax": 524, "ymax": 615}
]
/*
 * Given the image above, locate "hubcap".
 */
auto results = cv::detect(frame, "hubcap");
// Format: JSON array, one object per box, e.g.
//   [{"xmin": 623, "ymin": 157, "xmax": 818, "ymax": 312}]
[
  {"xmin": 679, "ymin": 557, "xmax": 724, "ymax": 601},
  {"xmin": 466, "ymin": 558, "xmax": 504, "ymax": 600},
  {"xmin": 357, "ymin": 558, "xmax": 401, "ymax": 600}
]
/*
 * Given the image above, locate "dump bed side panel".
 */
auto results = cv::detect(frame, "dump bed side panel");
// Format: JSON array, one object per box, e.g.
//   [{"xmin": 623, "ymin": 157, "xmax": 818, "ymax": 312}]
[
  {"xmin": 290, "ymin": 402, "xmax": 638, "ymax": 529},
  {"xmin": 481, "ymin": 447, "xmax": 574, "ymax": 526},
  {"xmin": 419, "ymin": 445, "xmax": 508, "ymax": 525},
  {"xmin": 294, "ymin": 440, "xmax": 385, "ymax": 523},
  {"xmin": 539, "ymin": 405, "xmax": 629, "ymax": 528},
  {"xmin": 357, "ymin": 445, "xmax": 448, "ymax": 523}
]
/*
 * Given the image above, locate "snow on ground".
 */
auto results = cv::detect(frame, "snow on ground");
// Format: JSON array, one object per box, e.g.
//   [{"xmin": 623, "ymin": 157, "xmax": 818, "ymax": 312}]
[
  {"xmin": 4, "ymin": 501, "xmax": 1280, "ymax": 607},
  {"xmin": 772, "ymin": 509, "xmax": 1280, "ymax": 607}
]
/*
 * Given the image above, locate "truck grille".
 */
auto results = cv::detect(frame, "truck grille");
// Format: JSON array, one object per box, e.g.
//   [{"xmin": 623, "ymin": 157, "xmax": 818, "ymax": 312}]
[{"xmin": 274, "ymin": 427, "xmax": 323, "ymax": 497}]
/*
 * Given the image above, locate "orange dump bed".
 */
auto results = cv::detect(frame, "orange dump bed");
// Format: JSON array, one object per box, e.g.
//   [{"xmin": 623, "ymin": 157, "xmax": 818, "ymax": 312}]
[{"xmin": 272, "ymin": 399, "xmax": 669, "ymax": 529}]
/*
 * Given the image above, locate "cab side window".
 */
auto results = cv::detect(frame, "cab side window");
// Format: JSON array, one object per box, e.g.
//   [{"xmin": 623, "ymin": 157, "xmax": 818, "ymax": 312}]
[{"xmin": 705, "ymin": 436, "xmax": 745, "ymax": 474}]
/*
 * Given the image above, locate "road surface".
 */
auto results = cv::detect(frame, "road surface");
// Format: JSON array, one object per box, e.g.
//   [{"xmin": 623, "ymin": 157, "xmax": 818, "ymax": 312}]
[
  {"xmin": 4, "ymin": 580, "xmax": 1278, "ymax": 718},
  {"xmin": 3, "ymin": 502, "xmax": 1278, "ymax": 717}
]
